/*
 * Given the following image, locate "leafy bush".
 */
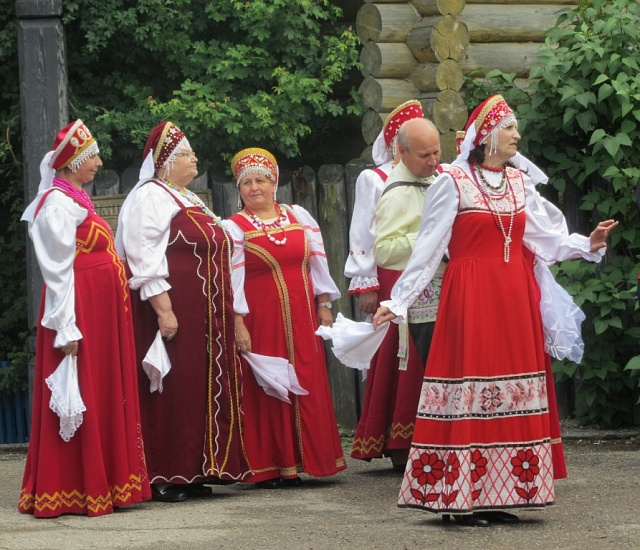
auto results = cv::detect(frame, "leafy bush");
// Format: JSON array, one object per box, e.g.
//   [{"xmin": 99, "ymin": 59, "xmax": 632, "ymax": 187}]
[
  {"xmin": 60, "ymin": 0, "xmax": 362, "ymax": 171},
  {"xmin": 465, "ymin": 0, "xmax": 640, "ymax": 426}
]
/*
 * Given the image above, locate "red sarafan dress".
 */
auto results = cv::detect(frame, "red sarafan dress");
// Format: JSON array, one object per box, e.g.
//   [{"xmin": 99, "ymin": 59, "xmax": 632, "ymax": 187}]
[
  {"xmin": 19, "ymin": 189, "xmax": 150, "ymax": 518},
  {"xmin": 350, "ymin": 267, "xmax": 423, "ymax": 459},
  {"xmin": 227, "ymin": 206, "xmax": 346, "ymax": 482},
  {"xmin": 397, "ymin": 166, "xmax": 567, "ymax": 513},
  {"xmin": 130, "ymin": 184, "xmax": 251, "ymax": 484}
]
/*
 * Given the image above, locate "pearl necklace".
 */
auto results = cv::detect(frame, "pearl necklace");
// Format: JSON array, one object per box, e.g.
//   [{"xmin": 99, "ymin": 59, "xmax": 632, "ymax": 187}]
[
  {"xmin": 244, "ymin": 204, "xmax": 288, "ymax": 246},
  {"xmin": 163, "ymin": 180, "xmax": 224, "ymax": 228},
  {"xmin": 53, "ymin": 177, "xmax": 96, "ymax": 213},
  {"xmin": 470, "ymin": 164, "xmax": 516, "ymax": 263}
]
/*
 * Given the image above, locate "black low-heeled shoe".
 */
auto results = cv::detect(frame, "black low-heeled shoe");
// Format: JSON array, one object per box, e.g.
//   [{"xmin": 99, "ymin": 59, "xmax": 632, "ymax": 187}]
[
  {"xmin": 151, "ymin": 484, "xmax": 188, "ymax": 503},
  {"xmin": 281, "ymin": 476, "xmax": 302, "ymax": 487},
  {"xmin": 477, "ymin": 511, "xmax": 519, "ymax": 523},
  {"xmin": 442, "ymin": 513, "xmax": 490, "ymax": 527},
  {"xmin": 256, "ymin": 478, "xmax": 282, "ymax": 489},
  {"xmin": 183, "ymin": 483, "xmax": 213, "ymax": 497}
]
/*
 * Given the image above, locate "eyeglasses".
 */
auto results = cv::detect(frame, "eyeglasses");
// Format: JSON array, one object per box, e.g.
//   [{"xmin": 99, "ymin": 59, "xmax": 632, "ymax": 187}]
[{"xmin": 175, "ymin": 151, "xmax": 196, "ymax": 158}]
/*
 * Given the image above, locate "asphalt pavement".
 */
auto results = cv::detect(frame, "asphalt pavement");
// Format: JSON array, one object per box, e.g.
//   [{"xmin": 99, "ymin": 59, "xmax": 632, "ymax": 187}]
[{"xmin": 0, "ymin": 424, "xmax": 638, "ymax": 550}]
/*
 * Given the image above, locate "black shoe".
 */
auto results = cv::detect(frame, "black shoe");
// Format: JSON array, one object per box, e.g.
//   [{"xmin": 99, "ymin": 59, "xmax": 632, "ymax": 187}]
[
  {"xmin": 442, "ymin": 513, "xmax": 490, "ymax": 527},
  {"xmin": 477, "ymin": 511, "xmax": 519, "ymax": 523},
  {"xmin": 256, "ymin": 478, "xmax": 282, "ymax": 489},
  {"xmin": 281, "ymin": 476, "xmax": 302, "ymax": 487},
  {"xmin": 183, "ymin": 483, "xmax": 213, "ymax": 497},
  {"xmin": 151, "ymin": 484, "xmax": 188, "ymax": 503}
]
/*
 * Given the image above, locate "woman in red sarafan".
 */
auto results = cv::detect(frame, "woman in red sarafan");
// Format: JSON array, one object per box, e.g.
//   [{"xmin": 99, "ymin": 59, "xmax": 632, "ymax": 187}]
[
  {"xmin": 225, "ymin": 148, "xmax": 346, "ymax": 489},
  {"xmin": 116, "ymin": 122, "xmax": 251, "ymax": 503},
  {"xmin": 19, "ymin": 120, "xmax": 151, "ymax": 518},
  {"xmin": 374, "ymin": 95, "xmax": 617, "ymax": 526}
]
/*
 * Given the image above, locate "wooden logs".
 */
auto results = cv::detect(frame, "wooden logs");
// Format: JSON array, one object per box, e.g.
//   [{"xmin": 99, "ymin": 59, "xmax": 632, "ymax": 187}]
[
  {"xmin": 360, "ymin": 41, "xmax": 418, "ymax": 79},
  {"xmin": 356, "ymin": 2, "xmax": 420, "ymax": 43},
  {"xmin": 460, "ymin": 42, "xmax": 542, "ymax": 77},
  {"xmin": 411, "ymin": 0, "xmax": 466, "ymax": 17},
  {"xmin": 432, "ymin": 89, "xmax": 468, "ymax": 133},
  {"xmin": 359, "ymin": 75, "xmax": 421, "ymax": 112},
  {"xmin": 411, "ymin": 59, "xmax": 464, "ymax": 92},
  {"xmin": 361, "ymin": 108, "xmax": 386, "ymax": 145},
  {"xmin": 461, "ymin": 5, "xmax": 563, "ymax": 43},
  {"xmin": 440, "ymin": 130, "xmax": 459, "ymax": 163},
  {"xmin": 406, "ymin": 15, "xmax": 469, "ymax": 63}
]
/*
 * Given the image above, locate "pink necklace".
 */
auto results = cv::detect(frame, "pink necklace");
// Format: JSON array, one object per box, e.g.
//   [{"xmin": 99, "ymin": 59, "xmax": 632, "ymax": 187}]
[
  {"xmin": 470, "ymin": 164, "xmax": 516, "ymax": 263},
  {"xmin": 53, "ymin": 177, "xmax": 95, "ymax": 213},
  {"xmin": 244, "ymin": 204, "xmax": 288, "ymax": 246}
]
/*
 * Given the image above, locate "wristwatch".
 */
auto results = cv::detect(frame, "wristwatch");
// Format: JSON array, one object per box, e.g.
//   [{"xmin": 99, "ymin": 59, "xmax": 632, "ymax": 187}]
[{"xmin": 317, "ymin": 301, "xmax": 332, "ymax": 309}]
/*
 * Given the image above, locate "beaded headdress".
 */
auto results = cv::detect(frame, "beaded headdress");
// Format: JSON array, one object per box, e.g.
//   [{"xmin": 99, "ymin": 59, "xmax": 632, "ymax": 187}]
[
  {"xmin": 49, "ymin": 120, "xmax": 100, "ymax": 171},
  {"xmin": 458, "ymin": 94, "xmax": 517, "ymax": 160},
  {"xmin": 372, "ymin": 100, "xmax": 424, "ymax": 165},
  {"xmin": 143, "ymin": 121, "xmax": 190, "ymax": 175},
  {"xmin": 231, "ymin": 147, "xmax": 279, "ymax": 187}
]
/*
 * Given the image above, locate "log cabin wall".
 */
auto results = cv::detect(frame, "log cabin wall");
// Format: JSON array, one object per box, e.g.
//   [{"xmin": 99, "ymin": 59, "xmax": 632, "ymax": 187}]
[{"xmin": 356, "ymin": 0, "xmax": 579, "ymax": 162}]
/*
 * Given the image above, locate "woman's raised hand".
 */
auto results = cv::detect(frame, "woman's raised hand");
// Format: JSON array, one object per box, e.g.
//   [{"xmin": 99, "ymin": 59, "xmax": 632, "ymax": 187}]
[{"xmin": 589, "ymin": 219, "xmax": 618, "ymax": 252}]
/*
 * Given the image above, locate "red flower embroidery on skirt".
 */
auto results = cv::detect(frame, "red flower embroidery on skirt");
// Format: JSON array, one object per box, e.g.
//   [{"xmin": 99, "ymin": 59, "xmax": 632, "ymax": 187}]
[
  {"xmin": 411, "ymin": 452, "xmax": 445, "ymax": 486},
  {"xmin": 470, "ymin": 449, "xmax": 488, "ymax": 483},
  {"xmin": 444, "ymin": 452, "xmax": 461, "ymax": 486},
  {"xmin": 511, "ymin": 448, "xmax": 540, "ymax": 483}
]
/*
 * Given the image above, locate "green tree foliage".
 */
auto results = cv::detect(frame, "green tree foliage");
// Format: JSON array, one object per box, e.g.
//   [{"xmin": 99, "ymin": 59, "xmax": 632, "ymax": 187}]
[
  {"xmin": 61, "ymin": 0, "xmax": 362, "ymax": 170},
  {"xmin": 465, "ymin": 0, "xmax": 640, "ymax": 426}
]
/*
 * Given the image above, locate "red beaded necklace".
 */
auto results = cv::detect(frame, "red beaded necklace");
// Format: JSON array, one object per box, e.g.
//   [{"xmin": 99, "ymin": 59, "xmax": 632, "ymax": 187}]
[{"xmin": 52, "ymin": 177, "xmax": 96, "ymax": 213}]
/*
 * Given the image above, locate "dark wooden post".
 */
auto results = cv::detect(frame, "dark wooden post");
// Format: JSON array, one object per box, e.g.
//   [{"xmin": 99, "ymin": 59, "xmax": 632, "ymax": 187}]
[
  {"xmin": 16, "ymin": 0, "xmax": 68, "ymax": 329},
  {"xmin": 16, "ymin": 0, "xmax": 68, "ymax": 412}
]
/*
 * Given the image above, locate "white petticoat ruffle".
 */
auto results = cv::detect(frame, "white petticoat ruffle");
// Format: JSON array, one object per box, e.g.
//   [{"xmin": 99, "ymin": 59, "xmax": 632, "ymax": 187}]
[
  {"xmin": 315, "ymin": 312, "xmax": 390, "ymax": 371},
  {"xmin": 535, "ymin": 262, "xmax": 586, "ymax": 363},
  {"xmin": 45, "ymin": 355, "xmax": 86, "ymax": 442}
]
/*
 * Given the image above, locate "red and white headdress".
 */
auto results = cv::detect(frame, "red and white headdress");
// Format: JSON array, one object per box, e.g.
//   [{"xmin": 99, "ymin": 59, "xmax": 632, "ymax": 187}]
[
  {"xmin": 372, "ymin": 100, "xmax": 423, "ymax": 165},
  {"xmin": 49, "ymin": 120, "xmax": 99, "ymax": 171},
  {"xmin": 458, "ymin": 94, "xmax": 517, "ymax": 160},
  {"xmin": 143, "ymin": 121, "xmax": 190, "ymax": 175},
  {"xmin": 231, "ymin": 147, "xmax": 279, "ymax": 187}
]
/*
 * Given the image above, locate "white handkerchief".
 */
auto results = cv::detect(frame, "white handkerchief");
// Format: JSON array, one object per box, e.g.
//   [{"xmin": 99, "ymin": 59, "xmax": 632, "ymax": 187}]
[
  {"xmin": 45, "ymin": 355, "xmax": 86, "ymax": 442},
  {"xmin": 315, "ymin": 312, "xmax": 390, "ymax": 371},
  {"xmin": 142, "ymin": 330, "xmax": 172, "ymax": 393},
  {"xmin": 242, "ymin": 352, "xmax": 308, "ymax": 403}
]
